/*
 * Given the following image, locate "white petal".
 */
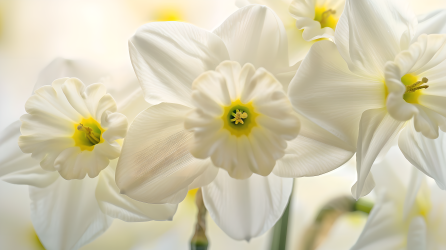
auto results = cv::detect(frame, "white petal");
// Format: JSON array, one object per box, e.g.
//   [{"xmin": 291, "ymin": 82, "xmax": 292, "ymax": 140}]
[
  {"xmin": 61, "ymin": 78, "xmax": 92, "ymax": 118},
  {"xmin": 213, "ymin": 5, "xmax": 296, "ymax": 87},
  {"xmin": 407, "ymin": 217, "xmax": 427, "ymax": 250},
  {"xmin": 0, "ymin": 121, "xmax": 41, "ymax": 177},
  {"xmin": 339, "ymin": 0, "xmax": 417, "ymax": 77},
  {"xmin": 273, "ymin": 114, "xmax": 355, "ymax": 177},
  {"xmin": 288, "ymin": 40, "xmax": 384, "ymax": 148},
  {"xmin": 415, "ymin": 10, "xmax": 446, "ymax": 38},
  {"xmin": 403, "ymin": 167, "xmax": 424, "ymax": 219},
  {"xmin": 354, "ymin": 108, "xmax": 405, "ymax": 199},
  {"xmin": 33, "ymin": 58, "xmax": 108, "ymax": 92},
  {"xmin": 351, "ymin": 173, "xmax": 375, "ymax": 198},
  {"xmin": 202, "ymin": 171, "xmax": 293, "ymax": 241},
  {"xmin": 129, "ymin": 22, "xmax": 230, "ymax": 107},
  {"xmin": 3, "ymin": 166, "xmax": 58, "ymax": 188},
  {"xmin": 350, "ymin": 190, "xmax": 405, "ymax": 250},
  {"xmin": 100, "ymin": 111, "xmax": 128, "ymax": 144},
  {"xmin": 30, "ymin": 177, "xmax": 112, "ymax": 250},
  {"xmin": 115, "ymin": 103, "xmax": 216, "ymax": 204},
  {"xmin": 399, "ymin": 121, "xmax": 446, "ymax": 189},
  {"xmin": 95, "ymin": 162, "xmax": 178, "ymax": 222}
]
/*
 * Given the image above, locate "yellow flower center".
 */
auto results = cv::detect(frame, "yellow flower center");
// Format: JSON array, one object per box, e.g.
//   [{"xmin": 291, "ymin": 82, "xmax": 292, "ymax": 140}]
[
  {"xmin": 72, "ymin": 117, "xmax": 104, "ymax": 151},
  {"xmin": 222, "ymin": 100, "xmax": 259, "ymax": 137},
  {"xmin": 314, "ymin": 6, "xmax": 338, "ymax": 29},
  {"xmin": 401, "ymin": 74, "xmax": 429, "ymax": 104}
]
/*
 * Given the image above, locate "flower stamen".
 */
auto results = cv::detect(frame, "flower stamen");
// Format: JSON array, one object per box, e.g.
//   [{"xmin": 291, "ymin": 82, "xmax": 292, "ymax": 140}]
[
  {"xmin": 77, "ymin": 123, "xmax": 100, "ymax": 145},
  {"xmin": 405, "ymin": 77, "xmax": 429, "ymax": 94},
  {"xmin": 231, "ymin": 109, "xmax": 248, "ymax": 125},
  {"xmin": 320, "ymin": 9, "xmax": 336, "ymax": 26}
]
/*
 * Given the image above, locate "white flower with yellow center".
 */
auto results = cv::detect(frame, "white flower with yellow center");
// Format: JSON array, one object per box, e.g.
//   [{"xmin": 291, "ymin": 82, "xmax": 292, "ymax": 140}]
[
  {"xmin": 289, "ymin": 0, "xmax": 344, "ymax": 41},
  {"xmin": 185, "ymin": 61, "xmax": 301, "ymax": 178},
  {"xmin": 289, "ymin": 0, "xmax": 446, "ymax": 199},
  {"xmin": 0, "ymin": 59, "xmax": 176, "ymax": 250},
  {"xmin": 116, "ymin": 5, "xmax": 355, "ymax": 240},
  {"xmin": 18, "ymin": 77, "xmax": 128, "ymax": 180},
  {"xmin": 352, "ymin": 148, "xmax": 446, "ymax": 250},
  {"xmin": 236, "ymin": 0, "xmax": 344, "ymax": 64}
]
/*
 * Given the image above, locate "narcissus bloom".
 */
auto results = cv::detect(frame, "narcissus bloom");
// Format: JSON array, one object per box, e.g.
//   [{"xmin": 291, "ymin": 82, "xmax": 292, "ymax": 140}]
[
  {"xmin": 289, "ymin": 0, "xmax": 446, "ymax": 198},
  {"xmin": 352, "ymin": 148, "xmax": 446, "ymax": 250},
  {"xmin": 236, "ymin": 0, "xmax": 344, "ymax": 64},
  {"xmin": 116, "ymin": 5, "xmax": 355, "ymax": 240},
  {"xmin": 0, "ymin": 59, "xmax": 176, "ymax": 250},
  {"xmin": 18, "ymin": 77, "xmax": 128, "ymax": 180}
]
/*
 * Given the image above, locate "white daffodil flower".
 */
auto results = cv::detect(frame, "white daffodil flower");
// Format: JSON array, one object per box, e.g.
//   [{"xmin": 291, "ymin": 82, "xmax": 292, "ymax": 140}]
[
  {"xmin": 289, "ymin": 0, "xmax": 446, "ymax": 199},
  {"xmin": 351, "ymin": 148, "xmax": 446, "ymax": 250},
  {"xmin": 235, "ymin": 0, "xmax": 344, "ymax": 64},
  {"xmin": 116, "ymin": 5, "xmax": 355, "ymax": 240},
  {"xmin": 0, "ymin": 58, "xmax": 177, "ymax": 250}
]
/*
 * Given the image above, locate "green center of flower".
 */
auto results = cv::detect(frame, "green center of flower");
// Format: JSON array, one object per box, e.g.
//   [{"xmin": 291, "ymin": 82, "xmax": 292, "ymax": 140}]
[
  {"xmin": 222, "ymin": 100, "xmax": 259, "ymax": 137},
  {"xmin": 72, "ymin": 117, "xmax": 104, "ymax": 151},
  {"xmin": 401, "ymin": 74, "xmax": 429, "ymax": 104}
]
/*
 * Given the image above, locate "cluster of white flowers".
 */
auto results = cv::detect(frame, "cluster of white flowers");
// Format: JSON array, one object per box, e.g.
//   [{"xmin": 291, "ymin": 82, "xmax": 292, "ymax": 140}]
[{"xmin": 2, "ymin": 0, "xmax": 446, "ymax": 249}]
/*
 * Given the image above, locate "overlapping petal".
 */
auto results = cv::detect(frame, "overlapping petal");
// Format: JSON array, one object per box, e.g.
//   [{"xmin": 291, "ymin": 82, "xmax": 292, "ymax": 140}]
[
  {"xmin": 30, "ymin": 177, "xmax": 113, "ymax": 250},
  {"xmin": 96, "ymin": 161, "xmax": 178, "ymax": 222},
  {"xmin": 399, "ymin": 121, "xmax": 446, "ymax": 190},
  {"xmin": 354, "ymin": 108, "xmax": 405, "ymax": 199},
  {"xmin": 115, "ymin": 103, "xmax": 217, "ymax": 204},
  {"xmin": 129, "ymin": 22, "xmax": 230, "ymax": 107},
  {"xmin": 273, "ymin": 114, "xmax": 355, "ymax": 177},
  {"xmin": 214, "ymin": 5, "xmax": 290, "ymax": 74},
  {"xmin": 288, "ymin": 40, "xmax": 384, "ymax": 148},
  {"xmin": 202, "ymin": 171, "xmax": 293, "ymax": 241},
  {"xmin": 337, "ymin": 0, "xmax": 417, "ymax": 78}
]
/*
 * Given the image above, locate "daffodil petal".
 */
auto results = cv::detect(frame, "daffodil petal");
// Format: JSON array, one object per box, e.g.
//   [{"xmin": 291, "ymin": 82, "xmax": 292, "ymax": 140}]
[
  {"xmin": 115, "ymin": 103, "xmax": 216, "ymax": 204},
  {"xmin": 129, "ymin": 22, "xmax": 230, "ymax": 107},
  {"xmin": 30, "ymin": 177, "xmax": 112, "ymax": 250},
  {"xmin": 355, "ymin": 108, "xmax": 405, "ymax": 199},
  {"xmin": 399, "ymin": 121, "xmax": 446, "ymax": 190},
  {"xmin": 213, "ymin": 5, "xmax": 295, "ymax": 89},
  {"xmin": 339, "ymin": 0, "xmax": 417, "ymax": 78},
  {"xmin": 288, "ymin": 40, "xmax": 384, "ymax": 148},
  {"xmin": 407, "ymin": 216, "xmax": 427, "ymax": 250},
  {"xmin": 33, "ymin": 58, "xmax": 108, "ymax": 92},
  {"xmin": 0, "ymin": 121, "xmax": 40, "ymax": 177},
  {"xmin": 95, "ymin": 161, "xmax": 178, "ymax": 222},
  {"xmin": 350, "ymin": 191, "xmax": 405, "ymax": 250},
  {"xmin": 2, "ymin": 166, "xmax": 58, "ymax": 188},
  {"xmin": 415, "ymin": 9, "xmax": 446, "ymax": 37},
  {"xmin": 202, "ymin": 171, "xmax": 293, "ymax": 241},
  {"xmin": 273, "ymin": 115, "xmax": 355, "ymax": 177}
]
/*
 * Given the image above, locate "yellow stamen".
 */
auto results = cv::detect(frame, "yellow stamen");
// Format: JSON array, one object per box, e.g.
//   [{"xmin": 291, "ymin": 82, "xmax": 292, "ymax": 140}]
[
  {"xmin": 231, "ymin": 109, "xmax": 248, "ymax": 125},
  {"xmin": 320, "ymin": 9, "xmax": 336, "ymax": 26},
  {"xmin": 405, "ymin": 77, "xmax": 429, "ymax": 94},
  {"xmin": 77, "ymin": 123, "xmax": 100, "ymax": 145}
]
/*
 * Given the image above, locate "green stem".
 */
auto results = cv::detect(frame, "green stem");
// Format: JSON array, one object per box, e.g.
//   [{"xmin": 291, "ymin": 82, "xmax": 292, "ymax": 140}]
[
  {"xmin": 270, "ymin": 180, "xmax": 295, "ymax": 250},
  {"xmin": 190, "ymin": 189, "xmax": 209, "ymax": 250}
]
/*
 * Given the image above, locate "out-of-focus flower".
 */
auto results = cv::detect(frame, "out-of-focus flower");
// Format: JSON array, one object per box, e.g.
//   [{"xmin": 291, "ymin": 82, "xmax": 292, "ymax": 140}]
[
  {"xmin": 116, "ymin": 4, "xmax": 355, "ymax": 241},
  {"xmin": 351, "ymin": 148, "xmax": 446, "ymax": 250},
  {"xmin": 235, "ymin": 0, "xmax": 344, "ymax": 64},
  {"xmin": 0, "ymin": 58, "xmax": 177, "ymax": 250},
  {"xmin": 289, "ymin": 0, "xmax": 446, "ymax": 199}
]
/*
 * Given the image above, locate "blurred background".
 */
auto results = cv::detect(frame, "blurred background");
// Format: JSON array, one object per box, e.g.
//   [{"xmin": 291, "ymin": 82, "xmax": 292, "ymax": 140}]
[{"xmin": 0, "ymin": 0, "xmax": 444, "ymax": 249}]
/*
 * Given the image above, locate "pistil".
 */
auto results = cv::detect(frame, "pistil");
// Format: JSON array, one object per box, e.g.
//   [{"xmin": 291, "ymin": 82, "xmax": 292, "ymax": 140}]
[
  {"xmin": 77, "ymin": 123, "xmax": 100, "ymax": 145},
  {"xmin": 405, "ymin": 77, "xmax": 429, "ymax": 94}
]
